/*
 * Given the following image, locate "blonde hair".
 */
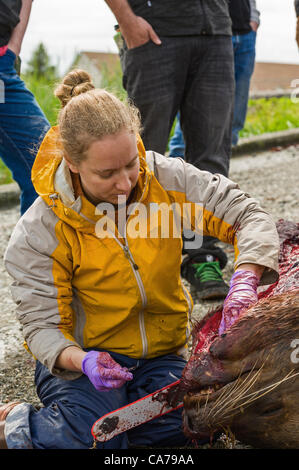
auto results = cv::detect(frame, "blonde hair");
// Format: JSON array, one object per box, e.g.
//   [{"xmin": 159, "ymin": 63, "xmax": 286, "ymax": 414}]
[{"xmin": 54, "ymin": 69, "xmax": 141, "ymax": 165}]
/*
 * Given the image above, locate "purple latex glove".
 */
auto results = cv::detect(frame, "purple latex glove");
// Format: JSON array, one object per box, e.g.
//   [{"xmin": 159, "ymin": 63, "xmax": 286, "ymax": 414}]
[
  {"xmin": 218, "ymin": 270, "xmax": 260, "ymax": 336},
  {"xmin": 82, "ymin": 351, "xmax": 133, "ymax": 391}
]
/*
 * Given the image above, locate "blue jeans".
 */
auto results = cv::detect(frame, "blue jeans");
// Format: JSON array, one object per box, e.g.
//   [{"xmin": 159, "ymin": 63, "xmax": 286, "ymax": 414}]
[
  {"xmin": 5, "ymin": 350, "xmax": 189, "ymax": 449},
  {"xmin": 231, "ymin": 30, "xmax": 256, "ymax": 146},
  {"xmin": 0, "ymin": 49, "xmax": 50, "ymax": 214},
  {"xmin": 169, "ymin": 112, "xmax": 185, "ymax": 158},
  {"xmin": 168, "ymin": 31, "xmax": 256, "ymax": 152}
]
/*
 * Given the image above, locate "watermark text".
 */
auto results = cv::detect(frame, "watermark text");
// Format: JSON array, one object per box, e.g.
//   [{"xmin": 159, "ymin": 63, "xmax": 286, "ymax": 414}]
[
  {"xmin": 95, "ymin": 196, "xmax": 204, "ymax": 248},
  {"xmin": 290, "ymin": 339, "xmax": 299, "ymax": 364}
]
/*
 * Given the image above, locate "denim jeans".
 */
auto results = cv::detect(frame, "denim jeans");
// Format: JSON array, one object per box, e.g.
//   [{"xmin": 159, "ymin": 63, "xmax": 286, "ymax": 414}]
[
  {"xmin": 231, "ymin": 30, "xmax": 256, "ymax": 146},
  {"xmin": 5, "ymin": 350, "xmax": 189, "ymax": 449},
  {"xmin": 169, "ymin": 112, "xmax": 185, "ymax": 158},
  {"xmin": 121, "ymin": 35, "xmax": 234, "ymax": 177},
  {"xmin": 169, "ymin": 31, "xmax": 256, "ymax": 153},
  {"xmin": 0, "ymin": 49, "xmax": 50, "ymax": 214}
]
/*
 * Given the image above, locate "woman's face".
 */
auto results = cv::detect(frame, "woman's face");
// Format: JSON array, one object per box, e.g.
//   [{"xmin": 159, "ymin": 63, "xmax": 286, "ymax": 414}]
[{"xmin": 67, "ymin": 130, "xmax": 140, "ymax": 206}]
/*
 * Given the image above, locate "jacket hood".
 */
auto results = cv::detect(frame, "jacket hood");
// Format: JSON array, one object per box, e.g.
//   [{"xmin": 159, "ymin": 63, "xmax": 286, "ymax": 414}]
[{"xmin": 32, "ymin": 126, "xmax": 151, "ymax": 233}]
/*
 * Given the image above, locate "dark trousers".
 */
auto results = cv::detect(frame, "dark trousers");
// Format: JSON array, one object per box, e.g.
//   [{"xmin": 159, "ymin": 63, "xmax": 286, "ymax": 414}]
[
  {"xmin": 120, "ymin": 35, "xmax": 234, "ymax": 177},
  {"xmin": 5, "ymin": 350, "xmax": 189, "ymax": 449}
]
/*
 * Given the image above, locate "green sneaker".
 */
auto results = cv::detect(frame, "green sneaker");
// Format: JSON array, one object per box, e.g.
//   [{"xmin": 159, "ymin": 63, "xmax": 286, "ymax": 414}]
[{"xmin": 190, "ymin": 260, "xmax": 229, "ymax": 300}]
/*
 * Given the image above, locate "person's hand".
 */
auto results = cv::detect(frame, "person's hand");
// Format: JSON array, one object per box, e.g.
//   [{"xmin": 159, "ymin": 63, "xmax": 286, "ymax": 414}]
[
  {"xmin": 82, "ymin": 350, "xmax": 133, "ymax": 391},
  {"xmin": 296, "ymin": 17, "xmax": 299, "ymax": 49},
  {"xmin": 218, "ymin": 269, "xmax": 260, "ymax": 335},
  {"xmin": 250, "ymin": 21, "xmax": 259, "ymax": 32},
  {"xmin": 119, "ymin": 15, "xmax": 161, "ymax": 49}
]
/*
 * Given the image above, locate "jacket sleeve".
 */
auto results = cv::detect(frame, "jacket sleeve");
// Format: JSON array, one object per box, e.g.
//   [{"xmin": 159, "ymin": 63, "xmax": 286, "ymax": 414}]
[
  {"xmin": 295, "ymin": 0, "xmax": 299, "ymax": 16},
  {"xmin": 249, "ymin": 0, "xmax": 260, "ymax": 24},
  {"xmin": 148, "ymin": 151, "xmax": 279, "ymax": 286},
  {"xmin": 4, "ymin": 198, "xmax": 82, "ymax": 380}
]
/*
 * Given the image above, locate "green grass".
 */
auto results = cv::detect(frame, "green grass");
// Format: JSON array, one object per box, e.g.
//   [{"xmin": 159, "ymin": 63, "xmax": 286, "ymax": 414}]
[
  {"xmin": 0, "ymin": 159, "xmax": 13, "ymax": 184},
  {"xmin": 240, "ymin": 97, "xmax": 299, "ymax": 138},
  {"xmin": 22, "ymin": 74, "xmax": 60, "ymax": 126},
  {"xmin": 100, "ymin": 62, "xmax": 127, "ymax": 102},
  {"xmin": 1, "ymin": 70, "xmax": 299, "ymax": 185}
]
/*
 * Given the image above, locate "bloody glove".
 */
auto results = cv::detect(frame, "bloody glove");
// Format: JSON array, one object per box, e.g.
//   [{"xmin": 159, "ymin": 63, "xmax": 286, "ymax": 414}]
[
  {"xmin": 218, "ymin": 270, "xmax": 260, "ymax": 336},
  {"xmin": 82, "ymin": 350, "xmax": 133, "ymax": 391}
]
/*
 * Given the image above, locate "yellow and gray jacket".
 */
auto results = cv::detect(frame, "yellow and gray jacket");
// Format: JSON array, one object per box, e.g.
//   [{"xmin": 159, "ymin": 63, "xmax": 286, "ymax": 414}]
[{"xmin": 4, "ymin": 127, "xmax": 279, "ymax": 379}]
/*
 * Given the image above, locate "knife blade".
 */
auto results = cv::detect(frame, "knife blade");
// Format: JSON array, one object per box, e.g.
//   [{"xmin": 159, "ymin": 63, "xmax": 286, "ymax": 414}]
[{"xmin": 91, "ymin": 379, "xmax": 184, "ymax": 442}]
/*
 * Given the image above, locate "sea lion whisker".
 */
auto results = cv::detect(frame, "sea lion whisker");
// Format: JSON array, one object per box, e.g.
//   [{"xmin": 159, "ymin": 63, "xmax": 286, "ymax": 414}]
[
  {"xmin": 218, "ymin": 370, "xmax": 266, "ymax": 418},
  {"xmin": 237, "ymin": 368, "xmax": 297, "ymax": 402},
  {"xmin": 207, "ymin": 364, "xmax": 250, "ymax": 415},
  {"xmin": 224, "ymin": 364, "xmax": 265, "ymax": 409},
  {"xmin": 235, "ymin": 370, "xmax": 299, "ymax": 410},
  {"xmin": 212, "ymin": 369, "xmax": 299, "ymax": 425},
  {"xmin": 207, "ymin": 379, "xmax": 243, "ymax": 418},
  {"xmin": 223, "ymin": 357, "xmax": 269, "ymax": 408},
  {"xmin": 210, "ymin": 364, "xmax": 264, "ymax": 418},
  {"xmin": 222, "ymin": 356, "xmax": 264, "ymax": 404},
  {"xmin": 210, "ymin": 370, "xmax": 267, "ymax": 425},
  {"xmin": 210, "ymin": 377, "xmax": 240, "ymax": 410},
  {"xmin": 214, "ymin": 408, "xmax": 248, "ymax": 427},
  {"xmin": 203, "ymin": 386, "xmax": 211, "ymax": 413}
]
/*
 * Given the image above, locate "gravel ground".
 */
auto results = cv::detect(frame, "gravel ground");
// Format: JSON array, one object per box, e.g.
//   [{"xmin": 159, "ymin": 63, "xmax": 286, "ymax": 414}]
[{"xmin": 0, "ymin": 144, "xmax": 298, "ymax": 447}]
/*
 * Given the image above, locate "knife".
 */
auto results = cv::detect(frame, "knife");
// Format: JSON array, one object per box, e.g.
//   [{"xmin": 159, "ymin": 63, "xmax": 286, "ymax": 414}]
[{"xmin": 91, "ymin": 379, "xmax": 184, "ymax": 442}]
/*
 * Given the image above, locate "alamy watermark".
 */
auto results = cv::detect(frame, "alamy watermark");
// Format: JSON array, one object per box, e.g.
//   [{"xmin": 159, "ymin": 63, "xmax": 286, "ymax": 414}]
[
  {"xmin": 0, "ymin": 79, "xmax": 4, "ymax": 104},
  {"xmin": 290, "ymin": 79, "xmax": 299, "ymax": 103},
  {"xmin": 290, "ymin": 339, "xmax": 299, "ymax": 364},
  {"xmin": 95, "ymin": 196, "xmax": 204, "ymax": 249}
]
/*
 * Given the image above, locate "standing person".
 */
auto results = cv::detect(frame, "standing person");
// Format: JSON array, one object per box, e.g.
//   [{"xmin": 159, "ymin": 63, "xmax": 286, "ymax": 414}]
[
  {"xmin": 0, "ymin": 0, "xmax": 50, "ymax": 215},
  {"xmin": 104, "ymin": 0, "xmax": 235, "ymax": 300},
  {"xmin": 231, "ymin": 0, "xmax": 260, "ymax": 146},
  {"xmin": 0, "ymin": 70, "xmax": 279, "ymax": 449},
  {"xmin": 169, "ymin": 0, "xmax": 260, "ymax": 152}
]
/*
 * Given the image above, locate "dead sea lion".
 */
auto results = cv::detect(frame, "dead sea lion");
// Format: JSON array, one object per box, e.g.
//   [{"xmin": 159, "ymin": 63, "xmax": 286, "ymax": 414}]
[{"xmin": 181, "ymin": 219, "xmax": 299, "ymax": 449}]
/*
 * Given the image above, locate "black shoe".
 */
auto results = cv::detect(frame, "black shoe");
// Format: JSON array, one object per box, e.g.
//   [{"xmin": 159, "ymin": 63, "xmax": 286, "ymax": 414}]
[
  {"xmin": 190, "ymin": 260, "xmax": 229, "ymax": 300},
  {"xmin": 181, "ymin": 250, "xmax": 229, "ymax": 300}
]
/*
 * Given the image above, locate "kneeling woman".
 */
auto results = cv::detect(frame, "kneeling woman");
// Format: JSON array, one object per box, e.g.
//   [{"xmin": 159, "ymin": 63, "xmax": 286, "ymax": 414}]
[{"xmin": 2, "ymin": 69, "xmax": 279, "ymax": 449}]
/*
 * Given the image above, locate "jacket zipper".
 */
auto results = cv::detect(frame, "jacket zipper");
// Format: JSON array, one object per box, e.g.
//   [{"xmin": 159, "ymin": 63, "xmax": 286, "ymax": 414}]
[
  {"xmin": 113, "ymin": 174, "xmax": 150, "ymax": 358},
  {"xmin": 181, "ymin": 282, "xmax": 192, "ymax": 318},
  {"xmin": 123, "ymin": 242, "xmax": 148, "ymax": 358},
  {"xmin": 181, "ymin": 282, "xmax": 193, "ymax": 342},
  {"xmin": 112, "ymin": 238, "xmax": 148, "ymax": 357}
]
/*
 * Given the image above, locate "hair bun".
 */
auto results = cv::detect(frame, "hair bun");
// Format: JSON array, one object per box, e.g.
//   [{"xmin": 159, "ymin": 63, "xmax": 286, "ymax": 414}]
[{"xmin": 55, "ymin": 69, "xmax": 95, "ymax": 107}]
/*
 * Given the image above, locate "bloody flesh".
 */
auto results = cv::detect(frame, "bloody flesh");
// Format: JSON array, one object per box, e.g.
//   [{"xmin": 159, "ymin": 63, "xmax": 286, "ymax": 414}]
[
  {"xmin": 195, "ymin": 219, "xmax": 299, "ymax": 351},
  {"xmin": 180, "ymin": 219, "xmax": 299, "ymax": 392}
]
